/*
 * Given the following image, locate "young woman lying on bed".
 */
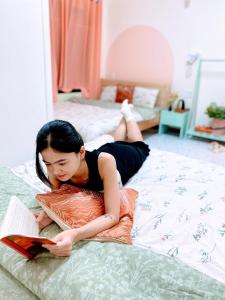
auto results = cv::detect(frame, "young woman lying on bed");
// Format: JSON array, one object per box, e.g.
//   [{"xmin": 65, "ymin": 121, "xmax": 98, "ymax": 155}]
[{"xmin": 35, "ymin": 100, "xmax": 150, "ymax": 256}]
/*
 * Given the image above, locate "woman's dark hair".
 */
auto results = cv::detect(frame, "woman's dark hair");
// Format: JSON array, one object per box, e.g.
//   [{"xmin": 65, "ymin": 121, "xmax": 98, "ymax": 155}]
[{"xmin": 36, "ymin": 119, "xmax": 84, "ymax": 186}]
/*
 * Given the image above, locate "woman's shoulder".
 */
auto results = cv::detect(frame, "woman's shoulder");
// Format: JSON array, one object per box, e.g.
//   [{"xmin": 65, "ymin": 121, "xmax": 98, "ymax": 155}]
[
  {"xmin": 98, "ymin": 151, "xmax": 115, "ymax": 162},
  {"xmin": 97, "ymin": 152, "xmax": 117, "ymax": 178}
]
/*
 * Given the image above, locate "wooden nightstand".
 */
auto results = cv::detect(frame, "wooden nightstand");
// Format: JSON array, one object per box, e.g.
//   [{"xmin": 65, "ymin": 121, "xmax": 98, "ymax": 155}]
[{"xmin": 159, "ymin": 109, "xmax": 190, "ymax": 138}]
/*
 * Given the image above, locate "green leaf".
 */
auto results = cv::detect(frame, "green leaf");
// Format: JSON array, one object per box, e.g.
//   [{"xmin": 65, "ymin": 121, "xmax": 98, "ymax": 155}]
[{"xmin": 205, "ymin": 104, "xmax": 225, "ymax": 119}]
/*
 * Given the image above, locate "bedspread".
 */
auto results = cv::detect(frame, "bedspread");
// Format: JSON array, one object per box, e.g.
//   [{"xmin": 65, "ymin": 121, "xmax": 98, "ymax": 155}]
[
  {"xmin": 128, "ymin": 148, "xmax": 225, "ymax": 284},
  {"xmin": 2, "ymin": 132, "xmax": 225, "ymax": 298},
  {"xmin": 0, "ymin": 265, "xmax": 38, "ymax": 300},
  {"xmin": 54, "ymin": 99, "xmax": 157, "ymax": 142},
  {"xmin": 68, "ymin": 97, "xmax": 160, "ymax": 121},
  {"xmin": 54, "ymin": 101, "xmax": 121, "ymax": 142},
  {"xmin": 0, "ymin": 167, "xmax": 225, "ymax": 299},
  {"xmin": 11, "ymin": 136, "xmax": 225, "ymax": 285}
]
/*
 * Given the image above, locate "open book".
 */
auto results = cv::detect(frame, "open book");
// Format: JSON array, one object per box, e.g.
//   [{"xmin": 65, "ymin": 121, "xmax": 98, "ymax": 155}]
[{"xmin": 0, "ymin": 196, "xmax": 55, "ymax": 259}]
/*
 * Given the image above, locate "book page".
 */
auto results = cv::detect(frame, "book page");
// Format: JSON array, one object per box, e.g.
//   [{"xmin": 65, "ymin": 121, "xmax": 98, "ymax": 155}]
[{"xmin": 0, "ymin": 196, "xmax": 39, "ymax": 239}]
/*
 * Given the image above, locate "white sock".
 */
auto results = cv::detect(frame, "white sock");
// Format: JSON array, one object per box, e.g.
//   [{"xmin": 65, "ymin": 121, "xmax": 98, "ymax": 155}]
[{"xmin": 120, "ymin": 99, "xmax": 134, "ymax": 121}]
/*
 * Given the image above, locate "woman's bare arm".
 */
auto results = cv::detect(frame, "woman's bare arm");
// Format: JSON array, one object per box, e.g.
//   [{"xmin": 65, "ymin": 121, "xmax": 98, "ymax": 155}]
[
  {"xmin": 73, "ymin": 153, "xmax": 120, "ymax": 239},
  {"xmin": 43, "ymin": 153, "xmax": 121, "ymax": 256}
]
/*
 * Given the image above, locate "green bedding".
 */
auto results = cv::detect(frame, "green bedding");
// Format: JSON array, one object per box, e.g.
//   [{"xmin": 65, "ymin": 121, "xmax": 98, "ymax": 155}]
[
  {"xmin": 0, "ymin": 166, "xmax": 225, "ymax": 300},
  {"xmin": 0, "ymin": 265, "xmax": 38, "ymax": 300}
]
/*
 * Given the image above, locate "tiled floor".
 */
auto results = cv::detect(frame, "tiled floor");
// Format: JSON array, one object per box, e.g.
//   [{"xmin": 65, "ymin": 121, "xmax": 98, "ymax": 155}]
[{"xmin": 143, "ymin": 129, "xmax": 225, "ymax": 166}]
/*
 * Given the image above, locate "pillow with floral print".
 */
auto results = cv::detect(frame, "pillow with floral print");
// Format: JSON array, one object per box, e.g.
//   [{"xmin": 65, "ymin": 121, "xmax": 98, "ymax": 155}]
[
  {"xmin": 100, "ymin": 86, "xmax": 117, "ymax": 102},
  {"xmin": 133, "ymin": 87, "xmax": 159, "ymax": 108}
]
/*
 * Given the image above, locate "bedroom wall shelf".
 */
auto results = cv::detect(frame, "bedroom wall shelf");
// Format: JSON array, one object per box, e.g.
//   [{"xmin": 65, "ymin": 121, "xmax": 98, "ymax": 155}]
[
  {"xmin": 186, "ymin": 58, "xmax": 225, "ymax": 143},
  {"xmin": 186, "ymin": 129, "xmax": 225, "ymax": 142}
]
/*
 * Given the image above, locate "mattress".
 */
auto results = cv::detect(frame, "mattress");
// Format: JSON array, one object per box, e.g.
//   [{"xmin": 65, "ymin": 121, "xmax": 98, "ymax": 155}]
[
  {"xmin": 1, "ymin": 135, "xmax": 225, "ymax": 298},
  {"xmin": 11, "ymin": 136, "xmax": 225, "ymax": 285},
  {"xmin": 0, "ymin": 166, "xmax": 225, "ymax": 299}
]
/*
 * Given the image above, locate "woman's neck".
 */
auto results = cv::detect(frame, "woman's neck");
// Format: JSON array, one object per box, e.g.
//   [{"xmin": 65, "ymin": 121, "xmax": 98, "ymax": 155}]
[{"xmin": 71, "ymin": 159, "xmax": 89, "ymax": 185}]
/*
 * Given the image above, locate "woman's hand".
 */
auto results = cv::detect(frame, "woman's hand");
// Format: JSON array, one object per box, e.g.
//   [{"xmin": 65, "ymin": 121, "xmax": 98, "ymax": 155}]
[
  {"xmin": 35, "ymin": 210, "xmax": 53, "ymax": 231},
  {"xmin": 42, "ymin": 229, "xmax": 78, "ymax": 257}
]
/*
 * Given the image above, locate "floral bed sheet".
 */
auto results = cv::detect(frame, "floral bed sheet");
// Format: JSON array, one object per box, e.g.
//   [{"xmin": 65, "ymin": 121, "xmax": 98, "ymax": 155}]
[{"xmin": 127, "ymin": 148, "xmax": 225, "ymax": 284}]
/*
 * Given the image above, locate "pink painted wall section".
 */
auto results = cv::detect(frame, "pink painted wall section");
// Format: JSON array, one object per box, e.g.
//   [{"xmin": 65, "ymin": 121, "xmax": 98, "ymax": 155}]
[{"xmin": 105, "ymin": 25, "xmax": 174, "ymax": 85}]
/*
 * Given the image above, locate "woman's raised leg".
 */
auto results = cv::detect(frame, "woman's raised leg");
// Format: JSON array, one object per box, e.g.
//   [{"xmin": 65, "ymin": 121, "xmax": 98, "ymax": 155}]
[
  {"xmin": 112, "ymin": 117, "xmax": 127, "ymax": 141},
  {"xmin": 125, "ymin": 120, "xmax": 143, "ymax": 142},
  {"xmin": 120, "ymin": 100, "xmax": 143, "ymax": 142}
]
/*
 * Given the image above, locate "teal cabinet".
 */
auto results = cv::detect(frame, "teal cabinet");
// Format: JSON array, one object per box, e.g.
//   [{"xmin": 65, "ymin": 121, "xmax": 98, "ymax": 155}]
[{"xmin": 159, "ymin": 109, "xmax": 189, "ymax": 138}]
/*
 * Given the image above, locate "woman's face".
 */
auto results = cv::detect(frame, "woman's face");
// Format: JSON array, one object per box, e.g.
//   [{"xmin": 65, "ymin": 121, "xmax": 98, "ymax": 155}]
[{"xmin": 41, "ymin": 147, "xmax": 83, "ymax": 182}]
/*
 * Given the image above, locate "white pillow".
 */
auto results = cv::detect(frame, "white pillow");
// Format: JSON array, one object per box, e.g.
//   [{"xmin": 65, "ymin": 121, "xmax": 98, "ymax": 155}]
[
  {"xmin": 133, "ymin": 87, "xmax": 159, "ymax": 108},
  {"xmin": 100, "ymin": 86, "xmax": 117, "ymax": 102}
]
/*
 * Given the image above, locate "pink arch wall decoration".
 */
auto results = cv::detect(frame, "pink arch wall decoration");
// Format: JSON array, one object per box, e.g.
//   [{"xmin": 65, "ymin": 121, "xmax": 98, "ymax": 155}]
[{"xmin": 105, "ymin": 25, "xmax": 174, "ymax": 85}]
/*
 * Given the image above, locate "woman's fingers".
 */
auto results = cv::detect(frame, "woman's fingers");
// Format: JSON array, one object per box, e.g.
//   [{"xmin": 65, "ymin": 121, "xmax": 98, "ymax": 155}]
[
  {"xmin": 34, "ymin": 210, "xmax": 45, "ymax": 222},
  {"xmin": 43, "ymin": 243, "xmax": 72, "ymax": 256},
  {"xmin": 36, "ymin": 213, "xmax": 44, "ymax": 222},
  {"xmin": 42, "ymin": 231, "xmax": 73, "ymax": 256},
  {"xmin": 34, "ymin": 211, "xmax": 53, "ymax": 230}
]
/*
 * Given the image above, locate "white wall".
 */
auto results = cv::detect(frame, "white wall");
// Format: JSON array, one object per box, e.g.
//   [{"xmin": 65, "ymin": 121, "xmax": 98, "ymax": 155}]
[
  {"xmin": 0, "ymin": 0, "xmax": 53, "ymax": 167},
  {"xmin": 102, "ymin": 0, "xmax": 225, "ymax": 124}
]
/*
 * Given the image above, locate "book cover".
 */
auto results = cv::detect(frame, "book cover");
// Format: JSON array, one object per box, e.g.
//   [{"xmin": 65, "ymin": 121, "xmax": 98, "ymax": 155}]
[{"xmin": 0, "ymin": 196, "xmax": 55, "ymax": 259}]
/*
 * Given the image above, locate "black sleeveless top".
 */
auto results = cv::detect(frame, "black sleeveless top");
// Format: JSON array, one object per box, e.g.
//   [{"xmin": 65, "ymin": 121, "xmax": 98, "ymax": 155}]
[{"xmin": 69, "ymin": 141, "xmax": 150, "ymax": 191}]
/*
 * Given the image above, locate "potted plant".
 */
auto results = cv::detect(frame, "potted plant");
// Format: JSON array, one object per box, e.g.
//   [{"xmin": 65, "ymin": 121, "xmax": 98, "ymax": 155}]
[{"xmin": 206, "ymin": 103, "xmax": 225, "ymax": 135}]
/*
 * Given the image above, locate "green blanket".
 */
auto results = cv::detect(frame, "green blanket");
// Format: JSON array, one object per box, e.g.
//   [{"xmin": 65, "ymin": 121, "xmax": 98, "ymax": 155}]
[
  {"xmin": 0, "ymin": 167, "xmax": 225, "ymax": 300},
  {"xmin": 0, "ymin": 265, "xmax": 38, "ymax": 300}
]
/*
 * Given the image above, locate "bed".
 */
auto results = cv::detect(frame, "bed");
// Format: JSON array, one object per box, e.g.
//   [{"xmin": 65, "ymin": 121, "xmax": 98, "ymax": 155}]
[
  {"xmin": 1, "ymin": 135, "xmax": 225, "ymax": 299},
  {"xmin": 54, "ymin": 79, "xmax": 171, "ymax": 142}
]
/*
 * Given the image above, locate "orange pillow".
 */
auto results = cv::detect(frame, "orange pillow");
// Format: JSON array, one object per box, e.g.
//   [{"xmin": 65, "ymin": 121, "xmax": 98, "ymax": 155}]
[
  {"xmin": 115, "ymin": 84, "xmax": 134, "ymax": 103},
  {"xmin": 36, "ymin": 184, "xmax": 138, "ymax": 244}
]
